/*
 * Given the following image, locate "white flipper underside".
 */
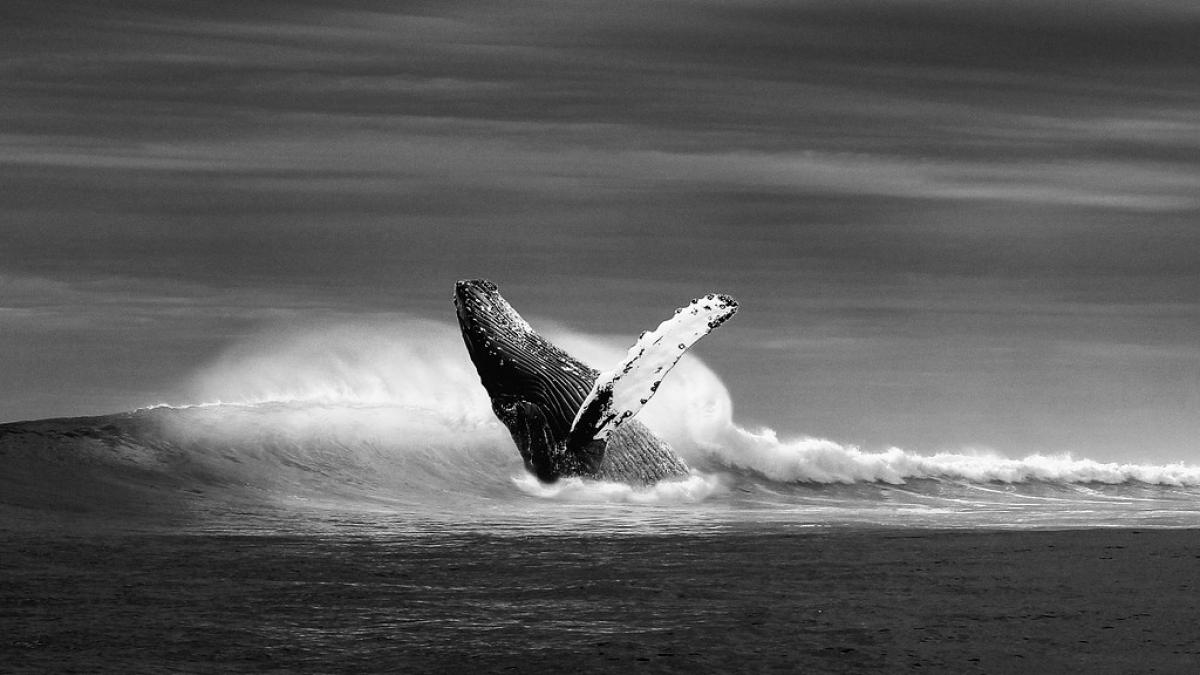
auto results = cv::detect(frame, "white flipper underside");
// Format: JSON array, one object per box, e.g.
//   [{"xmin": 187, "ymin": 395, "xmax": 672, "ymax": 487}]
[{"xmin": 568, "ymin": 293, "xmax": 737, "ymax": 447}]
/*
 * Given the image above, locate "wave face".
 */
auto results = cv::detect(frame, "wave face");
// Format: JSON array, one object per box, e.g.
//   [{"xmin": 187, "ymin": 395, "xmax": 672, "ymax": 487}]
[{"xmin": 3, "ymin": 317, "xmax": 1200, "ymax": 533}]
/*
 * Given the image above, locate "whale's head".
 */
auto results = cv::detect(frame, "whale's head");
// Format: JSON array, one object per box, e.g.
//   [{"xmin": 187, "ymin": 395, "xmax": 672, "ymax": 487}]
[
  {"xmin": 454, "ymin": 279, "xmax": 553, "ymax": 403},
  {"xmin": 453, "ymin": 280, "xmax": 596, "ymax": 472}
]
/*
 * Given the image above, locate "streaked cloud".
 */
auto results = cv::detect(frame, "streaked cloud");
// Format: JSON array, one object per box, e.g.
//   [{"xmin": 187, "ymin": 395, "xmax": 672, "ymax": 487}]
[{"xmin": 1, "ymin": 0, "xmax": 1197, "ymax": 460}]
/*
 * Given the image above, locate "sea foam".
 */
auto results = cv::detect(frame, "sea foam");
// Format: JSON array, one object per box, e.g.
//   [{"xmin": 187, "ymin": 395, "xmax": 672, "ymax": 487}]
[{"xmin": 177, "ymin": 316, "xmax": 1200, "ymax": 488}]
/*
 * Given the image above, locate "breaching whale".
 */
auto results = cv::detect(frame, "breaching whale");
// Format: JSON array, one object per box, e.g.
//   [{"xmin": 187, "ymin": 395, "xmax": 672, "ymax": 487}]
[{"xmin": 454, "ymin": 279, "xmax": 737, "ymax": 486}]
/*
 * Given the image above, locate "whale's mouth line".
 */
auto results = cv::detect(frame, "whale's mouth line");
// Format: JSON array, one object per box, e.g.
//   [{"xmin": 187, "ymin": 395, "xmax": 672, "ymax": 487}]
[
  {"xmin": 453, "ymin": 276, "xmax": 604, "ymax": 449},
  {"xmin": 453, "ymin": 280, "xmax": 594, "ymax": 440}
]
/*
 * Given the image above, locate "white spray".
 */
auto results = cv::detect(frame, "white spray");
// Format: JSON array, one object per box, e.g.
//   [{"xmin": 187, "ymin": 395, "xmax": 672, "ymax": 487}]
[{"xmin": 178, "ymin": 316, "xmax": 1200, "ymax": 490}]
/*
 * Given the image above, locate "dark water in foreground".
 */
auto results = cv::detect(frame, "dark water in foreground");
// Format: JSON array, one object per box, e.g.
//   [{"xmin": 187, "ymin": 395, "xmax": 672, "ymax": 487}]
[{"xmin": 5, "ymin": 527, "xmax": 1200, "ymax": 674}]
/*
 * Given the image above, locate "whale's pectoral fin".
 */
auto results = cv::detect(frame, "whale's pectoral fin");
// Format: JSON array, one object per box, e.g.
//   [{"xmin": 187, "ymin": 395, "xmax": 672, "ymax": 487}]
[{"xmin": 567, "ymin": 293, "xmax": 738, "ymax": 450}]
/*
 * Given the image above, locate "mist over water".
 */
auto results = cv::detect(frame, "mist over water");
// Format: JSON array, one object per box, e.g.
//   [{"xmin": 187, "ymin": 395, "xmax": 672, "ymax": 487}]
[
  {"xmin": 4, "ymin": 316, "xmax": 1198, "ymax": 533},
  {"xmin": 185, "ymin": 317, "xmax": 1200, "ymax": 486},
  {"xmin": 1, "ymin": 316, "xmax": 1154, "ymax": 532}
]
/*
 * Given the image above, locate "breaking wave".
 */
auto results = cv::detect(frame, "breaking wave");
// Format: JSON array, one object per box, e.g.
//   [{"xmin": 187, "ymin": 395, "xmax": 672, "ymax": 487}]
[
  {"xmin": 4, "ymin": 315, "xmax": 1200, "ymax": 530},
  {"xmin": 183, "ymin": 316, "xmax": 1200, "ymax": 488}
]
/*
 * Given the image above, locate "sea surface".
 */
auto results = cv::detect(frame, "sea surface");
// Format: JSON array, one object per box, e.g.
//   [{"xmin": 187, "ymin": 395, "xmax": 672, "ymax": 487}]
[
  {"xmin": 3, "ymin": 323, "xmax": 1200, "ymax": 672},
  {"xmin": 5, "ymin": 399, "xmax": 1200, "ymax": 536}
]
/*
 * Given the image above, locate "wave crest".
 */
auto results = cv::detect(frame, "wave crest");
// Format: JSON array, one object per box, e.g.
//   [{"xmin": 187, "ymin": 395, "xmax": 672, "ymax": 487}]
[
  {"xmin": 179, "ymin": 316, "xmax": 1200, "ymax": 488},
  {"xmin": 704, "ymin": 426, "xmax": 1200, "ymax": 486}
]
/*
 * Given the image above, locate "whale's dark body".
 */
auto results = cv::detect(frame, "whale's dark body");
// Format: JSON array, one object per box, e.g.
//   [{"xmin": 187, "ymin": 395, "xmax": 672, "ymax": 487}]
[{"xmin": 454, "ymin": 280, "xmax": 694, "ymax": 485}]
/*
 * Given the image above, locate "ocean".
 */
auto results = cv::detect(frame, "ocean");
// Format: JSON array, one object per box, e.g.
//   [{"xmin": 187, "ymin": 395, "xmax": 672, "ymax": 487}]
[
  {"xmin": 3, "ymin": 321, "xmax": 1199, "ymax": 672},
  {"xmin": 4, "ymin": 401, "xmax": 1200, "ymax": 535}
]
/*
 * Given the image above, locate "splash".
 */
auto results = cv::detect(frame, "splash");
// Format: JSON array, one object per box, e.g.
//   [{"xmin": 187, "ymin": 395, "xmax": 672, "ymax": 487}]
[
  {"xmin": 188, "ymin": 317, "xmax": 493, "ymax": 419},
  {"xmin": 512, "ymin": 472, "xmax": 725, "ymax": 504},
  {"xmin": 179, "ymin": 315, "xmax": 1200, "ymax": 489}
]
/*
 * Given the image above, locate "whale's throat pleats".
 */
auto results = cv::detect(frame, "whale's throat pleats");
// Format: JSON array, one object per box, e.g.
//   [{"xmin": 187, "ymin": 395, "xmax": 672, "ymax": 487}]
[
  {"xmin": 458, "ymin": 295, "xmax": 596, "ymax": 442},
  {"xmin": 493, "ymin": 334, "xmax": 594, "ymax": 441}
]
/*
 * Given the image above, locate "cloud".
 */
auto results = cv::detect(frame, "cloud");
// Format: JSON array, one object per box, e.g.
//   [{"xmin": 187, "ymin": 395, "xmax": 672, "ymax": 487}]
[{"xmin": 2, "ymin": 0, "xmax": 1198, "ymax": 458}]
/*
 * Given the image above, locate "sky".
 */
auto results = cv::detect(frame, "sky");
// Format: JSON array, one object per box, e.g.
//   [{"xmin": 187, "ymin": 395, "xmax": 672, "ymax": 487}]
[{"xmin": 2, "ymin": 0, "xmax": 1198, "ymax": 462}]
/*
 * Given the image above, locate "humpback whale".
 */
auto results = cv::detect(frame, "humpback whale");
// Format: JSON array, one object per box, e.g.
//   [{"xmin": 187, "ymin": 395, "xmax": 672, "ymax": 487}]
[{"xmin": 454, "ymin": 279, "xmax": 737, "ymax": 486}]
